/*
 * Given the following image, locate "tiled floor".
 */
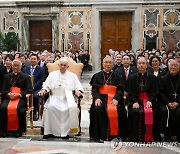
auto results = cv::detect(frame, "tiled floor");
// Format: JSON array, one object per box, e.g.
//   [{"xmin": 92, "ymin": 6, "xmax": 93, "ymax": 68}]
[
  {"xmin": 0, "ymin": 71, "xmax": 180, "ymax": 154},
  {"xmin": 1, "ymin": 137, "xmax": 180, "ymax": 154}
]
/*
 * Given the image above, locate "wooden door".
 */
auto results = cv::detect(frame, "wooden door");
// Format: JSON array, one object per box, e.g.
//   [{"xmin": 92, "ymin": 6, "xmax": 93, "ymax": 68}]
[
  {"xmin": 101, "ymin": 12, "xmax": 132, "ymax": 60},
  {"xmin": 29, "ymin": 21, "xmax": 52, "ymax": 52}
]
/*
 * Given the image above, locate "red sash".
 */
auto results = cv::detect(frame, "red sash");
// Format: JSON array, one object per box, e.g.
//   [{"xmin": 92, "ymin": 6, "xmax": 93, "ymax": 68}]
[
  {"xmin": 139, "ymin": 92, "xmax": 154, "ymax": 141},
  {"xmin": 7, "ymin": 87, "xmax": 21, "ymax": 131},
  {"xmin": 99, "ymin": 85, "xmax": 118, "ymax": 136}
]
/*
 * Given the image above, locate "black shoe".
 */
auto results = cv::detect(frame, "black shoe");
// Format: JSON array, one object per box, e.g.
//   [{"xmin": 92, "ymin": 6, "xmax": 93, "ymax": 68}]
[
  {"xmin": 61, "ymin": 135, "xmax": 69, "ymax": 139},
  {"xmin": 75, "ymin": 132, "xmax": 81, "ymax": 136},
  {"xmin": 33, "ymin": 114, "xmax": 38, "ymax": 121},
  {"xmin": 16, "ymin": 133, "xmax": 22, "ymax": 137},
  {"xmin": 177, "ymin": 137, "xmax": 180, "ymax": 143},
  {"xmin": 90, "ymin": 138, "xmax": 103, "ymax": 143},
  {"xmin": 165, "ymin": 136, "xmax": 171, "ymax": 142},
  {"xmin": 43, "ymin": 134, "xmax": 54, "ymax": 139},
  {"xmin": 0, "ymin": 133, "xmax": 7, "ymax": 138},
  {"xmin": 170, "ymin": 136, "xmax": 177, "ymax": 142},
  {"xmin": 43, "ymin": 135, "xmax": 50, "ymax": 139}
]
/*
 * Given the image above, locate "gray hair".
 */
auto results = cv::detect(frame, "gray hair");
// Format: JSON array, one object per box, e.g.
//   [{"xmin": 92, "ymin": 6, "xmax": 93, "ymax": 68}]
[
  {"xmin": 12, "ymin": 59, "xmax": 22, "ymax": 66},
  {"xmin": 168, "ymin": 59, "xmax": 179, "ymax": 66},
  {"xmin": 103, "ymin": 55, "xmax": 114, "ymax": 64}
]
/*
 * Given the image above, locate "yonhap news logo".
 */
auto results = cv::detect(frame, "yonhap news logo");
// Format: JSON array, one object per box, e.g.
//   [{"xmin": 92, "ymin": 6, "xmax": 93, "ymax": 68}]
[
  {"xmin": 110, "ymin": 138, "xmax": 123, "ymax": 151},
  {"xmin": 110, "ymin": 138, "xmax": 178, "ymax": 151}
]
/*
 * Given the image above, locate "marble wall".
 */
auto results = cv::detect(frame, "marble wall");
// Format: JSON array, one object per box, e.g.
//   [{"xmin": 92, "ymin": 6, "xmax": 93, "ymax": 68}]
[
  {"xmin": 59, "ymin": 8, "xmax": 92, "ymax": 54},
  {"xmin": 142, "ymin": 7, "xmax": 180, "ymax": 51},
  {"xmin": 0, "ymin": 9, "xmax": 21, "ymax": 51},
  {"xmin": 0, "ymin": 0, "xmax": 180, "ymax": 71}
]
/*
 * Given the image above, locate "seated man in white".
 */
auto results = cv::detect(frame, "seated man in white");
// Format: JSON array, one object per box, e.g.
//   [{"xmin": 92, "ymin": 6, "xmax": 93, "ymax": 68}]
[{"xmin": 38, "ymin": 58, "xmax": 83, "ymax": 139}]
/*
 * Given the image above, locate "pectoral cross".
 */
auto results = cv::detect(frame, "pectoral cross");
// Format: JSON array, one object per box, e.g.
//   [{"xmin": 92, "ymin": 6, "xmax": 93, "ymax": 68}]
[
  {"xmin": 173, "ymin": 93, "xmax": 177, "ymax": 99},
  {"xmin": 140, "ymin": 82, "xmax": 145, "ymax": 91}
]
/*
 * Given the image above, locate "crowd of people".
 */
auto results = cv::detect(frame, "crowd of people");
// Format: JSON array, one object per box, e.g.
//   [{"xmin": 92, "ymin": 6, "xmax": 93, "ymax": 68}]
[{"xmin": 0, "ymin": 48, "xmax": 179, "ymax": 143}]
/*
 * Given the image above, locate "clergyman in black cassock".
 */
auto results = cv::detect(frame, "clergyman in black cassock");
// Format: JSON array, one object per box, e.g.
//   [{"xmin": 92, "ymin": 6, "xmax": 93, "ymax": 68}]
[
  {"xmin": 89, "ymin": 56, "xmax": 127, "ymax": 141},
  {"xmin": 0, "ymin": 59, "xmax": 32, "ymax": 136},
  {"xmin": 127, "ymin": 57, "xmax": 159, "ymax": 142},
  {"xmin": 159, "ymin": 59, "xmax": 180, "ymax": 142}
]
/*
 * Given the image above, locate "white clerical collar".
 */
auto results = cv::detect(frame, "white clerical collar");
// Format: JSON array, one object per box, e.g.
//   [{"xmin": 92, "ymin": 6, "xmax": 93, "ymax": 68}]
[{"xmin": 103, "ymin": 69, "xmax": 113, "ymax": 73}]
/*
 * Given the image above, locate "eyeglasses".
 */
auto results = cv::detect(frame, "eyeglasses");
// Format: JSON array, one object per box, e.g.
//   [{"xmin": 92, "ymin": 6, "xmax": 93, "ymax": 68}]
[{"xmin": 103, "ymin": 61, "xmax": 113, "ymax": 64}]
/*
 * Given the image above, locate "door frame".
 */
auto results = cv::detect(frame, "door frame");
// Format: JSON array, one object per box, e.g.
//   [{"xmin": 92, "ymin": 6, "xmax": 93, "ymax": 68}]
[
  {"xmin": 22, "ymin": 14, "xmax": 59, "ymax": 52},
  {"xmin": 92, "ymin": 4, "xmax": 141, "ymax": 71}
]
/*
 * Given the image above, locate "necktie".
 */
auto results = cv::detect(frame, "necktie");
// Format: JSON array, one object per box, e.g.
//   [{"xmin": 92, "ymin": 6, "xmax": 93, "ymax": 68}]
[
  {"xmin": 125, "ymin": 68, "xmax": 129, "ymax": 80},
  {"xmin": 30, "ymin": 67, "xmax": 34, "ymax": 75},
  {"xmin": 40, "ymin": 62, "xmax": 44, "ymax": 67}
]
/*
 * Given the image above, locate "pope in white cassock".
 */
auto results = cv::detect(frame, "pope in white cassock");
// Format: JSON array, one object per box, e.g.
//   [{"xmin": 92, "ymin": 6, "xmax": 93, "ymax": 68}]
[{"xmin": 38, "ymin": 58, "xmax": 84, "ymax": 139}]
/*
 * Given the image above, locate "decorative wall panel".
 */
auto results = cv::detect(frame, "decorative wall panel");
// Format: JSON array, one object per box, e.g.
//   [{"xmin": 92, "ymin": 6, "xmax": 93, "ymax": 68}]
[
  {"xmin": 68, "ymin": 32, "xmax": 83, "ymax": 52},
  {"xmin": 144, "ymin": 30, "xmax": 159, "ymax": 50},
  {"xmin": 59, "ymin": 8, "xmax": 92, "ymax": 53},
  {"xmin": 163, "ymin": 30, "xmax": 180, "ymax": 51},
  {"xmin": 144, "ymin": 9, "xmax": 159, "ymax": 28},
  {"xmin": 86, "ymin": 11, "xmax": 91, "ymax": 29},
  {"xmin": 142, "ymin": 6, "xmax": 180, "ymax": 51},
  {"xmin": 163, "ymin": 9, "xmax": 180, "ymax": 27},
  {"xmin": 68, "ymin": 11, "xmax": 83, "ymax": 29},
  {"xmin": 3, "ymin": 11, "xmax": 19, "ymax": 31}
]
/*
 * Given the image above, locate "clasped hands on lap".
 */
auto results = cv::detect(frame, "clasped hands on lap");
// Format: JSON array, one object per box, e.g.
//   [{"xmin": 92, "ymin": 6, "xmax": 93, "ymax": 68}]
[
  {"xmin": 8, "ymin": 92, "xmax": 20, "ymax": 100},
  {"xmin": 168, "ymin": 102, "xmax": 179, "ymax": 109},
  {"xmin": 95, "ymin": 98, "xmax": 118, "ymax": 106},
  {"xmin": 133, "ymin": 101, "xmax": 152, "ymax": 109}
]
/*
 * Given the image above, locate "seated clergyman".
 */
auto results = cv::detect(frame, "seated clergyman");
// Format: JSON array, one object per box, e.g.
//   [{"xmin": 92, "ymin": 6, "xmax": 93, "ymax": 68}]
[
  {"xmin": 127, "ymin": 57, "xmax": 159, "ymax": 142},
  {"xmin": 0, "ymin": 59, "xmax": 33, "ymax": 137},
  {"xmin": 38, "ymin": 58, "xmax": 83, "ymax": 139},
  {"xmin": 89, "ymin": 56, "xmax": 127, "ymax": 141}
]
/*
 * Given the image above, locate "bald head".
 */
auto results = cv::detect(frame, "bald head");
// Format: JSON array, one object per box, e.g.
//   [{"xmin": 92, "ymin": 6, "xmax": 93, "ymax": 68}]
[
  {"xmin": 137, "ymin": 57, "xmax": 147, "ymax": 74},
  {"xmin": 102, "ymin": 55, "xmax": 114, "ymax": 72},
  {"xmin": 137, "ymin": 57, "xmax": 147, "ymax": 63},
  {"xmin": 103, "ymin": 55, "xmax": 114, "ymax": 64}
]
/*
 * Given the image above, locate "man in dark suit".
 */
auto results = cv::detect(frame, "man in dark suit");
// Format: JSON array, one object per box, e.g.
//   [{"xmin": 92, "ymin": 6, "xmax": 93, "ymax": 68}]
[
  {"xmin": 115, "ymin": 54, "xmax": 137, "ymax": 95},
  {"xmin": 38, "ymin": 52, "xmax": 49, "ymax": 80},
  {"xmin": 22, "ymin": 54, "xmax": 44, "ymax": 121},
  {"xmin": 38, "ymin": 52, "xmax": 46, "ymax": 68}
]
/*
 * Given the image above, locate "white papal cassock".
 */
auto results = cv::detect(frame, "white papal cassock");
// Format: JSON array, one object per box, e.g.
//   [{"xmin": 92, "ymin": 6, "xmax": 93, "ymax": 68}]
[{"xmin": 41, "ymin": 70, "xmax": 84, "ymax": 137}]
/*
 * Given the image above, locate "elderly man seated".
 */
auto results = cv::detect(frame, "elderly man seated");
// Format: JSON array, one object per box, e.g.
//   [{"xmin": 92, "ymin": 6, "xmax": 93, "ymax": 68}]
[
  {"xmin": 38, "ymin": 58, "xmax": 83, "ymax": 139},
  {"xmin": 0, "ymin": 59, "xmax": 33, "ymax": 137}
]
